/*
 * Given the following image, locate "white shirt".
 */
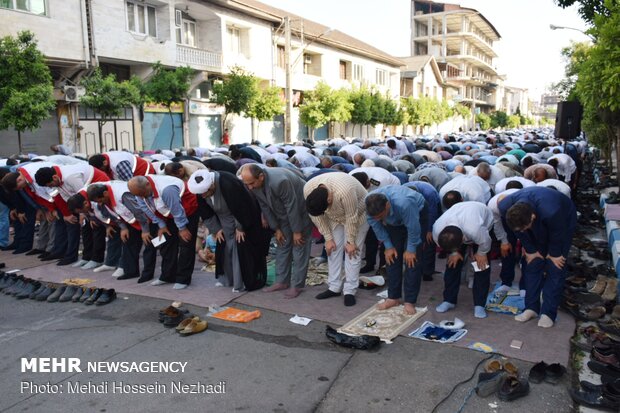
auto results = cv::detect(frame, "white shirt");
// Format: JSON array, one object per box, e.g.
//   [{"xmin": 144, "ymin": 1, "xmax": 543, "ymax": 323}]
[
  {"xmin": 468, "ymin": 164, "xmax": 506, "ymax": 191},
  {"xmin": 438, "ymin": 175, "xmax": 491, "ymax": 209},
  {"xmin": 548, "ymin": 154, "xmax": 576, "ymax": 182},
  {"xmin": 537, "ymin": 179, "xmax": 571, "ymax": 198},
  {"xmin": 386, "ymin": 138, "xmax": 409, "ymax": 157},
  {"xmin": 432, "ymin": 201, "xmax": 494, "ymax": 254},
  {"xmin": 348, "ymin": 167, "xmax": 400, "ymax": 191},
  {"xmin": 494, "ymin": 177, "xmax": 536, "ymax": 194},
  {"xmin": 487, "ymin": 188, "xmax": 519, "ymax": 243}
]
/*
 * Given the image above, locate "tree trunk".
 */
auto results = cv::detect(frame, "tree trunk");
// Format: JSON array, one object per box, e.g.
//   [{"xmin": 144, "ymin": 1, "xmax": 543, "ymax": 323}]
[
  {"xmin": 168, "ymin": 108, "xmax": 175, "ymax": 150},
  {"xmin": 17, "ymin": 130, "xmax": 22, "ymax": 154},
  {"xmin": 98, "ymin": 120, "xmax": 104, "ymax": 152},
  {"xmin": 616, "ymin": 130, "xmax": 620, "ymax": 188}
]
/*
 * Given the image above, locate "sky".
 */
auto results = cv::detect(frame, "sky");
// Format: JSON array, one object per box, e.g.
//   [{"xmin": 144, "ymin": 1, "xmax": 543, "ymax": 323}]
[{"xmin": 258, "ymin": 0, "xmax": 591, "ymax": 102}]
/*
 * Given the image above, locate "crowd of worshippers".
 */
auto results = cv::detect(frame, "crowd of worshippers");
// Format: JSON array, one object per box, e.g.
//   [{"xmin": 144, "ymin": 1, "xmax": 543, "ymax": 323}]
[{"xmin": 0, "ymin": 130, "xmax": 586, "ymax": 328}]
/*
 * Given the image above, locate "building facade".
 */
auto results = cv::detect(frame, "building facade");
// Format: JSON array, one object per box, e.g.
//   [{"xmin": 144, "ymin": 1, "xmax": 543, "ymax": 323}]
[{"xmin": 0, "ymin": 0, "xmax": 403, "ymax": 156}]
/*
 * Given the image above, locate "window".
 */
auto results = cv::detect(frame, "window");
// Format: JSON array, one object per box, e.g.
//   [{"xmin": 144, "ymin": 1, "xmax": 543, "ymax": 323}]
[
  {"xmin": 175, "ymin": 11, "xmax": 196, "ymax": 47},
  {"xmin": 0, "ymin": 0, "xmax": 46, "ymax": 15},
  {"xmin": 339, "ymin": 61, "xmax": 348, "ymax": 80},
  {"xmin": 227, "ymin": 27, "xmax": 241, "ymax": 54},
  {"xmin": 126, "ymin": 1, "xmax": 157, "ymax": 37},
  {"xmin": 277, "ymin": 45, "xmax": 285, "ymax": 69},
  {"xmin": 376, "ymin": 69, "xmax": 386, "ymax": 86},
  {"xmin": 353, "ymin": 64, "xmax": 364, "ymax": 81}
]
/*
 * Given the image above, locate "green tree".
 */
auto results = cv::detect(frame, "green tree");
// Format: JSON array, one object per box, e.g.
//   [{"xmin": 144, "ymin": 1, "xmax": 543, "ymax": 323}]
[
  {"xmin": 554, "ymin": 0, "xmax": 612, "ymax": 24},
  {"xmin": 0, "ymin": 31, "xmax": 55, "ymax": 153},
  {"xmin": 383, "ymin": 97, "xmax": 402, "ymax": 134},
  {"xmin": 368, "ymin": 91, "xmax": 386, "ymax": 136},
  {"xmin": 349, "ymin": 87, "xmax": 372, "ymax": 137},
  {"xmin": 552, "ymin": 41, "xmax": 591, "ymax": 100},
  {"xmin": 143, "ymin": 62, "xmax": 193, "ymax": 149},
  {"xmin": 490, "ymin": 110, "xmax": 508, "ymax": 128},
  {"xmin": 476, "ymin": 113, "xmax": 491, "ymax": 130},
  {"xmin": 453, "ymin": 103, "xmax": 471, "ymax": 119},
  {"xmin": 213, "ymin": 66, "xmax": 259, "ymax": 135},
  {"xmin": 247, "ymin": 85, "xmax": 283, "ymax": 138},
  {"xmin": 299, "ymin": 100, "xmax": 327, "ymax": 141},
  {"xmin": 80, "ymin": 68, "xmax": 141, "ymax": 151},
  {"xmin": 507, "ymin": 115, "xmax": 521, "ymax": 129}
]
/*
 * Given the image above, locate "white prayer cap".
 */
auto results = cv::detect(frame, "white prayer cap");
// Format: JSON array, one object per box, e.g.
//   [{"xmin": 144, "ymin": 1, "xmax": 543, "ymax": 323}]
[
  {"xmin": 161, "ymin": 149, "xmax": 176, "ymax": 158},
  {"xmin": 188, "ymin": 170, "xmax": 215, "ymax": 194},
  {"xmin": 153, "ymin": 160, "xmax": 171, "ymax": 175}
]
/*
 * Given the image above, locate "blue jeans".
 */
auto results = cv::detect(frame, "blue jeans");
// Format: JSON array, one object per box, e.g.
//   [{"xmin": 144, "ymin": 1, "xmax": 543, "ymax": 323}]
[
  {"xmin": 442, "ymin": 244, "xmax": 490, "ymax": 307},
  {"xmin": 0, "ymin": 202, "xmax": 10, "ymax": 247},
  {"xmin": 522, "ymin": 257, "xmax": 567, "ymax": 321},
  {"xmin": 385, "ymin": 225, "xmax": 424, "ymax": 304}
]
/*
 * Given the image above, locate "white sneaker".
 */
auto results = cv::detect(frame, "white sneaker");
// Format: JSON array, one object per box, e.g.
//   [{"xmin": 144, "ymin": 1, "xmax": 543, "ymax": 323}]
[
  {"xmin": 173, "ymin": 283, "xmax": 188, "ymax": 290},
  {"xmin": 93, "ymin": 264, "xmax": 115, "ymax": 273},
  {"xmin": 111, "ymin": 268, "xmax": 124, "ymax": 278},
  {"xmin": 71, "ymin": 259, "xmax": 88, "ymax": 268},
  {"xmin": 215, "ymin": 282, "xmax": 224, "ymax": 287},
  {"xmin": 151, "ymin": 279, "xmax": 167, "ymax": 286}
]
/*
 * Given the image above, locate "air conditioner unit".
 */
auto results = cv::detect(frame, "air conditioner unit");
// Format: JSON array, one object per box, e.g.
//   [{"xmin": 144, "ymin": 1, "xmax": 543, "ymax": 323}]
[
  {"xmin": 63, "ymin": 86, "xmax": 86, "ymax": 102},
  {"xmin": 304, "ymin": 55, "xmax": 312, "ymax": 65}
]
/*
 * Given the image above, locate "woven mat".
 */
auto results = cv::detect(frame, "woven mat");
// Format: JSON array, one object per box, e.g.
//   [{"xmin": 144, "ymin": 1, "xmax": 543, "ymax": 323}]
[{"xmin": 338, "ymin": 304, "xmax": 428, "ymax": 343}]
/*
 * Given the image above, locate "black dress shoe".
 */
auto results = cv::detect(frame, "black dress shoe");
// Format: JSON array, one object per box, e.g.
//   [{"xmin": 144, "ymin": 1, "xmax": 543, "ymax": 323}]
[
  {"xmin": 11, "ymin": 279, "xmax": 34, "ymax": 296},
  {"xmin": 71, "ymin": 287, "xmax": 85, "ymax": 302},
  {"xmin": 117, "ymin": 274, "xmax": 138, "ymax": 280},
  {"xmin": 588, "ymin": 360, "xmax": 620, "ymax": 379},
  {"xmin": 47, "ymin": 286, "xmax": 66, "ymax": 302},
  {"xmin": 315, "ymin": 289, "xmax": 342, "ymax": 300},
  {"xmin": 38, "ymin": 252, "xmax": 49, "ymax": 259},
  {"xmin": 95, "ymin": 289, "xmax": 116, "ymax": 305},
  {"xmin": 29, "ymin": 283, "xmax": 47, "ymax": 299},
  {"xmin": 84, "ymin": 288, "xmax": 102, "ymax": 305},
  {"xmin": 35, "ymin": 286, "xmax": 56, "ymax": 301},
  {"xmin": 137, "ymin": 274, "xmax": 154, "ymax": 284},
  {"xmin": 0, "ymin": 243, "xmax": 17, "ymax": 251},
  {"xmin": 16, "ymin": 282, "xmax": 41, "ymax": 299},
  {"xmin": 25, "ymin": 249, "xmax": 45, "ymax": 256},
  {"xmin": 13, "ymin": 248, "xmax": 30, "ymax": 254},
  {"xmin": 528, "ymin": 361, "xmax": 547, "ymax": 383},
  {"xmin": 6, "ymin": 278, "xmax": 27, "ymax": 295},
  {"xmin": 359, "ymin": 265, "xmax": 375, "ymax": 274},
  {"xmin": 570, "ymin": 387, "xmax": 620, "ymax": 410},
  {"xmin": 163, "ymin": 312, "xmax": 193, "ymax": 328},
  {"xmin": 59, "ymin": 286, "xmax": 78, "ymax": 302},
  {"xmin": 79, "ymin": 288, "xmax": 94, "ymax": 303},
  {"xmin": 41, "ymin": 252, "xmax": 63, "ymax": 261},
  {"xmin": 0, "ymin": 275, "xmax": 20, "ymax": 292},
  {"xmin": 545, "ymin": 363, "xmax": 566, "ymax": 384},
  {"xmin": 498, "ymin": 376, "xmax": 530, "ymax": 401},
  {"xmin": 344, "ymin": 294, "xmax": 356, "ymax": 307}
]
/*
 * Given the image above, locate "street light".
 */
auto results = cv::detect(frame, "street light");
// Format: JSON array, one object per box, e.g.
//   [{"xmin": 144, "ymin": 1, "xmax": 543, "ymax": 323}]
[
  {"xmin": 549, "ymin": 24, "xmax": 594, "ymax": 40},
  {"xmin": 282, "ymin": 17, "xmax": 333, "ymax": 143}
]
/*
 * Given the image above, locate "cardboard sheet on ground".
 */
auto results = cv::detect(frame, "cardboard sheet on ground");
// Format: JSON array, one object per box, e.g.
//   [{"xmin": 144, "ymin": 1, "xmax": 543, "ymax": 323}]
[
  {"xmin": 485, "ymin": 282, "xmax": 524, "ymax": 315},
  {"xmin": 210, "ymin": 307, "xmax": 261, "ymax": 323},
  {"xmin": 338, "ymin": 304, "xmax": 427, "ymax": 343}
]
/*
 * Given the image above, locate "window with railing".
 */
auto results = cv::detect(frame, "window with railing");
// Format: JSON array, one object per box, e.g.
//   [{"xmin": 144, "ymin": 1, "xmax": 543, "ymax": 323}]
[
  {"xmin": 0, "ymin": 0, "xmax": 46, "ymax": 15},
  {"xmin": 127, "ymin": 1, "xmax": 157, "ymax": 37}
]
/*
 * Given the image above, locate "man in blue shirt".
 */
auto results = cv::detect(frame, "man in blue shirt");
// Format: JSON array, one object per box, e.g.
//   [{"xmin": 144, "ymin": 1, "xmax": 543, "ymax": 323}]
[
  {"xmin": 498, "ymin": 186, "xmax": 576, "ymax": 328},
  {"xmin": 365, "ymin": 186, "xmax": 427, "ymax": 315}
]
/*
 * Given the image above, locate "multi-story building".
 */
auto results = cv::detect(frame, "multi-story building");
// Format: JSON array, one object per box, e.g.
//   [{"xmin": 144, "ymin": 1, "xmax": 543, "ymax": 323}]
[
  {"xmin": 503, "ymin": 86, "xmax": 530, "ymax": 116},
  {"xmin": 410, "ymin": 0, "xmax": 501, "ymax": 126},
  {"xmin": 0, "ymin": 0, "xmax": 403, "ymax": 156}
]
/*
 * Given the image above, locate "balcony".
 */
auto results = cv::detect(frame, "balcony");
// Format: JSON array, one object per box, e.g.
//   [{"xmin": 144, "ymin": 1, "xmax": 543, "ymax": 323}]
[{"xmin": 176, "ymin": 45, "xmax": 222, "ymax": 71}]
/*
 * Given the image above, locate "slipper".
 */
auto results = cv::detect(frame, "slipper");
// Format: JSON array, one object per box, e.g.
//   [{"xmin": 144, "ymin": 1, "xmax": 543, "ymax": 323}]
[
  {"xmin": 179, "ymin": 319, "xmax": 208, "ymax": 336},
  {"xmin": 503, "ymin": 360, "xmax": 519, "ymax": 377}
]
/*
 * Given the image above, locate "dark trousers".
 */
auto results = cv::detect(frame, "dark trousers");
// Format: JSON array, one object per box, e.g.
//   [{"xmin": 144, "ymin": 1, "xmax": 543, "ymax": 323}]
[
  {"xmin": 50, "ymin": 218, "xmax": 68, "ymax": 256},
  {"xmin": 104, "ymin": 228, "xmax": 122, "ymax": 267},
  {"xmin": 385, "ymin": 225, "xmax": 424, "ymax": 304},
  {"xmin": 159, "ymin": 213, "xmax": 199, "ymax": 285},
  {"xmin": 421, "ymin": 237, "xmax": 436, "ymax": 278},
  {"xmin": 122, "ymin": 225, "xmax": 156, "ymax": 279},
  {"xmin": 443, "ymin": 244, "xmax": 490, "ymax": 307},
  {"xmin": 81, "ymin": 221, "xmax": 105, "ymax": 263},
  {"xmin": 13, "ymin": 204, "xmax": 36, "ymax": 252},
  {"xmin": 522, "ymin": 257, "xmax": 567, "ymax": 321},
  {"xmin": 58, "ymin": 217, "xmax": 80, "ymax": 262},
  {"xmin": 364, "ymin": 226, "xmax": 385, "ymax": 268}
]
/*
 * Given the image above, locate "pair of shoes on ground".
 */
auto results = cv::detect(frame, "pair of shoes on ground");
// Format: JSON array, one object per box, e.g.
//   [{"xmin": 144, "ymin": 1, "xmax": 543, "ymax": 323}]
[
  {"xmin": 589, "ymin": 275, "xmax": 618, "ymax": 301},
  {"xmin": 158, "ymin": 306, "xmax": 207, "ymax": 336},
  {"xmin": 58, "ymin": 286, "xmax": 116, "ymax": 305},
  {"xmin": 476, "ymin": 358, "xmax": 528, "ymax": 401},
  {"xmin": 175, "ymin": 316, "xmax": 208, "ymax": 336},
  {"xmin": 528, "ymin": 361, "xmax": 566, "ymax": 384},
  {"xmin": 315, "ymin": 289, "xmax": 356, "ymax": 306}
]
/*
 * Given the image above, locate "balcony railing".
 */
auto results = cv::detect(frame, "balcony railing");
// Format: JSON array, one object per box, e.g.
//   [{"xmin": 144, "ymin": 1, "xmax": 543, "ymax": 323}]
[{"xmin": 176, "ymin": 45, "xmax": 222, "ymax": 69}]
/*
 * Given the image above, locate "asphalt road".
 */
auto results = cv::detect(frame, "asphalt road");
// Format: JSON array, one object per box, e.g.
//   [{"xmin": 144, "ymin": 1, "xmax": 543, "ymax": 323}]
[{"xmin": 0, "ymin": 290, "xmax": 573, "ymax": 413}]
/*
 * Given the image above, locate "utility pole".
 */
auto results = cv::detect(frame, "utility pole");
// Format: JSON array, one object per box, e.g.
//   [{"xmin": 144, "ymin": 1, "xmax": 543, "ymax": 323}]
[
  {"xmin": 471, "ymin": 85, "xmax": 477, "ymax": 131},
  {"xmin": 284, "ymin": 16, "xmax": 293, "ymax": 143}
]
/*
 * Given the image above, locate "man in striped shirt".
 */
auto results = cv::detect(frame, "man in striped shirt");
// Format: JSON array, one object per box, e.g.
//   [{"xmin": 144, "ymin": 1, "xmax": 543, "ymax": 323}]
[{"xmin": 303, "ymin": 173, "xmax": 369, "ymax": 307}]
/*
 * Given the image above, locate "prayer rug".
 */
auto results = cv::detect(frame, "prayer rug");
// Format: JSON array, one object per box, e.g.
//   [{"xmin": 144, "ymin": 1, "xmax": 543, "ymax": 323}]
[
  {"xmin": 338, "ymin": 304, "xmax": 428, "ymax": 343},
  {"xmin": 485, "ymin": 282, "xmax": 525, "ymax": 315},
  {"xmin": 409, "ymin": 321, "xmax": 468, "ymax": 343}
]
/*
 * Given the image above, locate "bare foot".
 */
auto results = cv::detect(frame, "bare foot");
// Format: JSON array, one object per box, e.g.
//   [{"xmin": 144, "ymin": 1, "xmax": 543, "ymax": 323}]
[
  {"xmin": 377, "ymin": 298, "xmax": 401, "ymax": 310},
  {"xmin": 284, "ymin": 288, "xmax": 302, "ymax": 299},
  {"xmin": 403, "ymin": 302, "xmax": 416, "ymax": 315},
  {"xmin": 263, "ymin": 283, "xmax": 289, "ymax": 292}
]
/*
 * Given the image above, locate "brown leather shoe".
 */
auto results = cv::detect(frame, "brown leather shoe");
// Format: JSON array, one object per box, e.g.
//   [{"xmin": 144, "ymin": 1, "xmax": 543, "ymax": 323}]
[
  {"xmin": 179, "ymin": 319, "xmax": 208, "ymax": 336},
  {"xmin": 176, "ymin": 316, "xmax": 199, "ymax": 332}
]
